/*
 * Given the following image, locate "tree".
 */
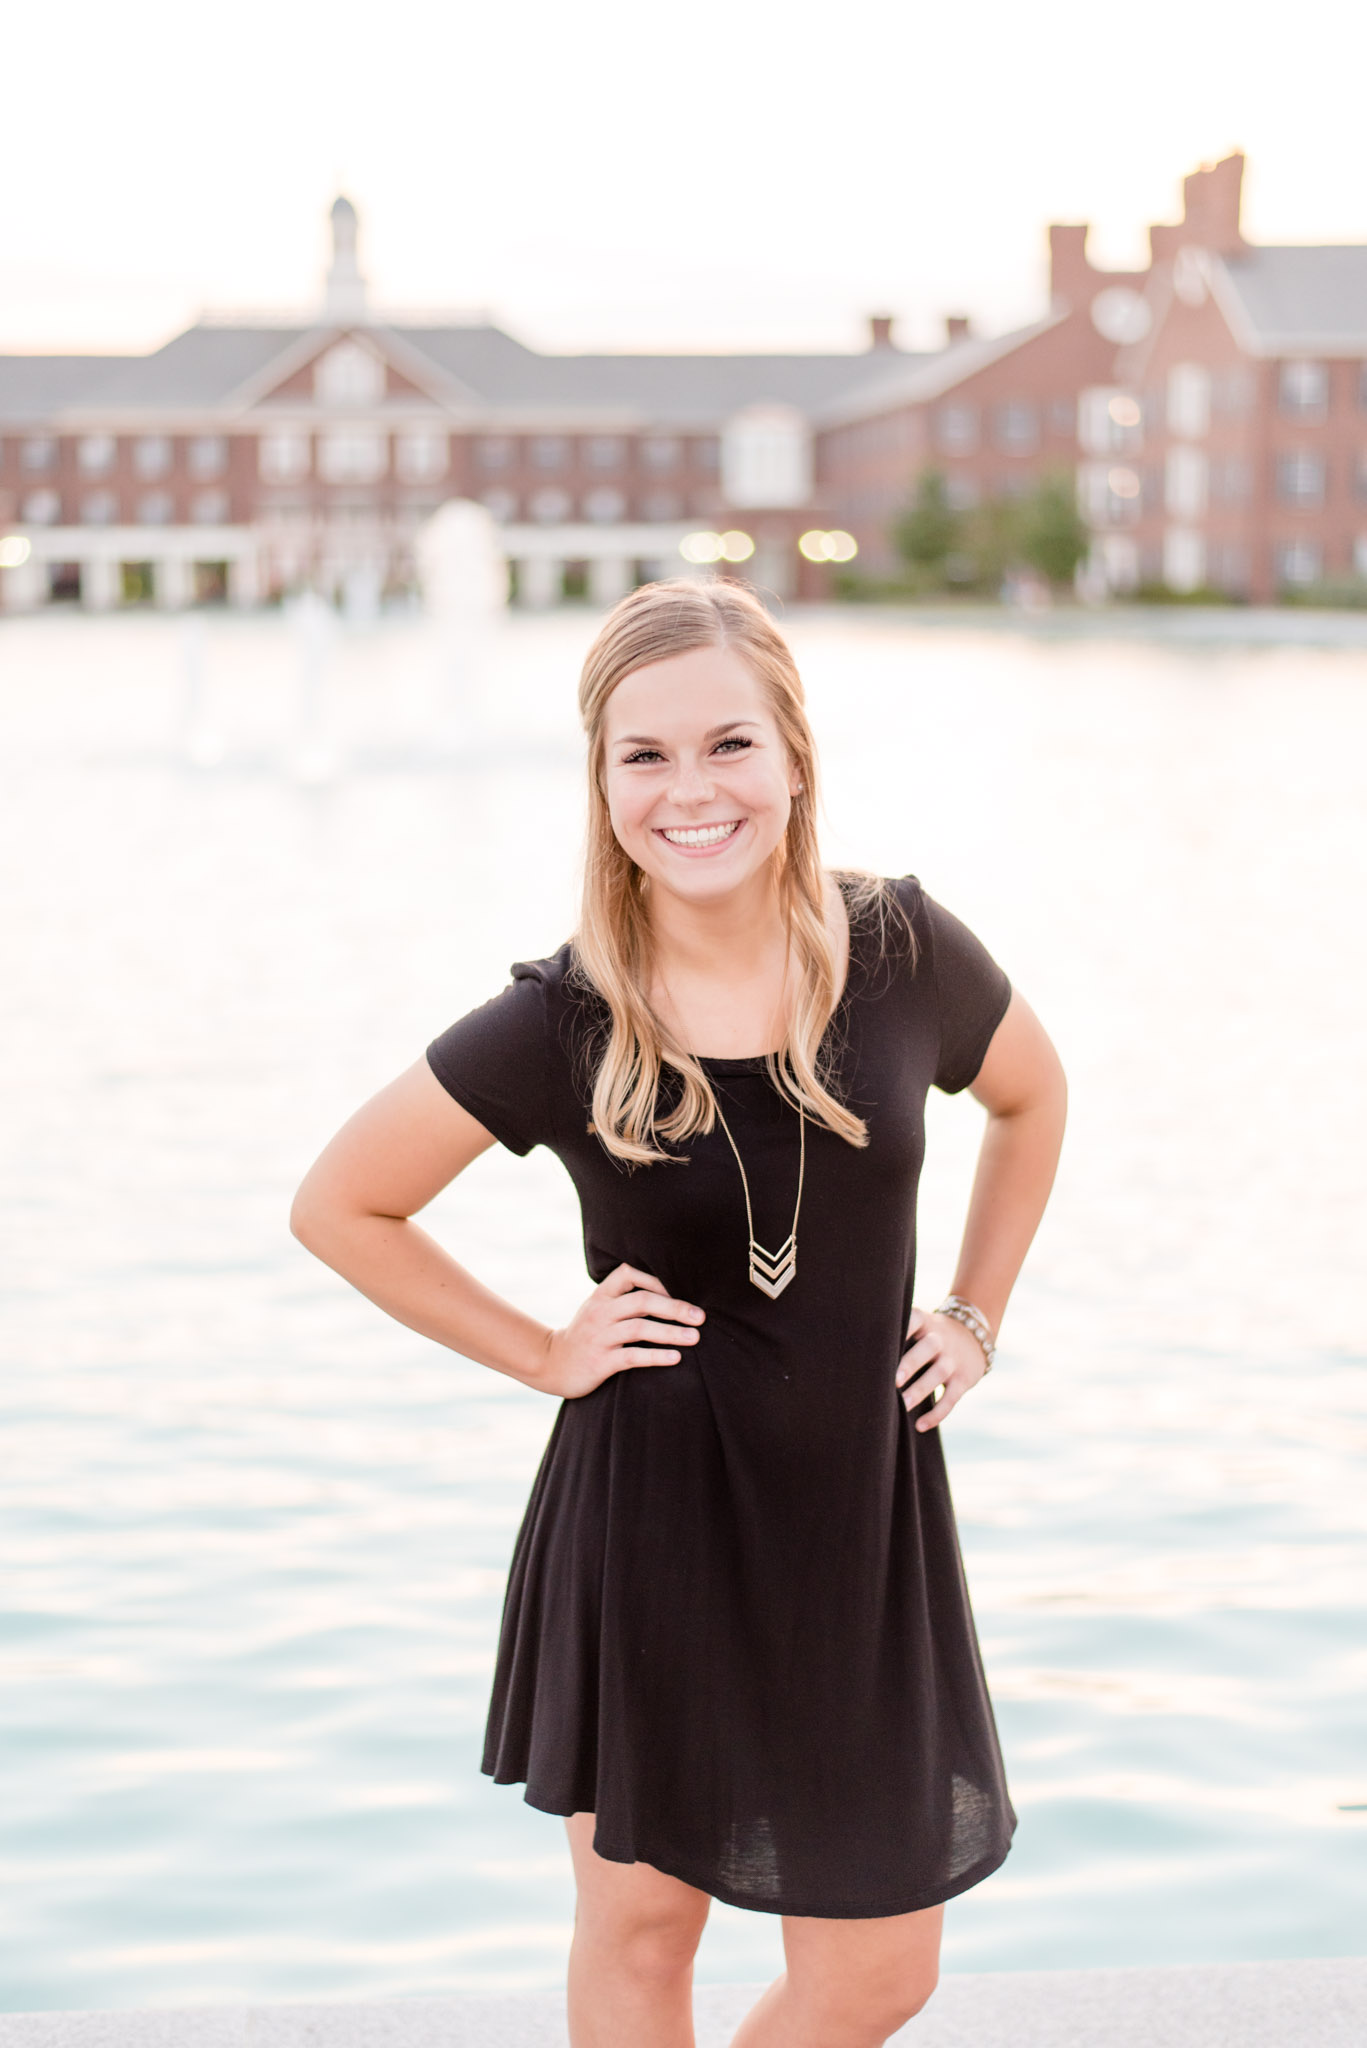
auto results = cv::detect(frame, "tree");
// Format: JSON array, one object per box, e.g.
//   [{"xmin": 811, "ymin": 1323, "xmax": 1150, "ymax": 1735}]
[
  {"xmin": 1016, "ymin": 470, "xmax": 1090, "ymax": 587},
  {"xmin": 893, "ymin": 470, "xmax": 961, "ymax": 578}
]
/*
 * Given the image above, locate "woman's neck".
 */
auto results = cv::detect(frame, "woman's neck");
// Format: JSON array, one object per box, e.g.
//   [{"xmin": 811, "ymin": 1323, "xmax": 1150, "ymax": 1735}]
[{"xmin": 645, "ymin": 868, "xmax": 790, "ymax": 986}]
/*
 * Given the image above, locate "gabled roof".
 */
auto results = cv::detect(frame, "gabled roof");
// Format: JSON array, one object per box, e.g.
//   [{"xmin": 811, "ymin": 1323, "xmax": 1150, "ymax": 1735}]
[
  {"xmin": 1213, "ymin": 246, "xmax": 1367, "ymax": 354},
  {"xmin": 1, "ymin": 316, "xmax": 935, "ymax": 427},
  {"xmin": 396, "ymin": 330, "xmax": 935, "ymax": 423},
  {"xmin": 814, "ymin": 313, "xmax": 1067, "ymax": 427}
]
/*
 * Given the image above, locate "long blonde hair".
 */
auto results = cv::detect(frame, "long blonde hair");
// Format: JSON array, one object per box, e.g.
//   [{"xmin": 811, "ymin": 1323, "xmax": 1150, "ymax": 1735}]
[{"xmin": 572, "ymin": 577, "xmax": 910, "ymax": 1165}]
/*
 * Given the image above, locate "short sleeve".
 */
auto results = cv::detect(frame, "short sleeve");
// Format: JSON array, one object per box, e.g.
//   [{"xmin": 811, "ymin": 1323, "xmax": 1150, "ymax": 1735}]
[
  {"xmin": 919, "ymin": 887, "xmax": 1012, "ymax": 1095},
  {"xmin": 425, "ymin": 963, "xmax": 552, "ymax": 1156}
]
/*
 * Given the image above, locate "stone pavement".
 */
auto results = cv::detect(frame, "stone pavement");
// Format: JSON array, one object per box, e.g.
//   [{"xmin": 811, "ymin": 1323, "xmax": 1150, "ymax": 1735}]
[{"xmin": 2, "ymin": 1958, "xmax": 1364, "ymax": 2047}]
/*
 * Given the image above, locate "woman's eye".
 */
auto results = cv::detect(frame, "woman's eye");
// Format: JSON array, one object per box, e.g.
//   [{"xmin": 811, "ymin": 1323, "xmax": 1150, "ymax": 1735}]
[
  {"xmin": 622, "ymin": 748, "xmax": 664, "ymax": 765},
  {"xmin": 714, "ymin": 737, "xmax": 753, "ymax": 755}
]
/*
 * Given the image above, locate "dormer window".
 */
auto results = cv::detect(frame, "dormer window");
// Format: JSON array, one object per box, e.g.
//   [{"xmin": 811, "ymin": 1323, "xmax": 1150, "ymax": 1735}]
[{"xmin": 315, "ymin": 341, "xmax": 385, "ymax": 407}]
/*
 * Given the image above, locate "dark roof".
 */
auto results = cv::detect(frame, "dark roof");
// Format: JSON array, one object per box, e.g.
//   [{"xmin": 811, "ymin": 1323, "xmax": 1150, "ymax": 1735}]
[
  {"xmin": 398, "ymin": 328, "xmax": 932, "ymax": 422},
  {"xmin": 1, "ymin": 317, "xmax": 932, "ymax": 425},
  {"xmin": 1217, "ymin": 246, "xmax": 1367, "ymax": 351},
  {"xmin": 0, "ymin": 355, "xmax": 134, "ymax": 420}
]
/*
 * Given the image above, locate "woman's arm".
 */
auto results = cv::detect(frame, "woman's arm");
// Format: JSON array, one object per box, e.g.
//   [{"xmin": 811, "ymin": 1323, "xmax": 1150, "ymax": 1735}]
[
  {"xmin": 896, "ymin": 988, "xmax": 1067, "ymax": 1428},
  {"xmin": 290, "ymin": 1058, "xmax": 704, "ymax": 1398}
]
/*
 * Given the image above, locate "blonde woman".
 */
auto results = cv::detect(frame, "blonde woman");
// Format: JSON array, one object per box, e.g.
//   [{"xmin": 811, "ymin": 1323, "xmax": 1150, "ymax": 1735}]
[{"xmin": 291, "ymin": 580, "xmax": 1067, "ymax": 2048}]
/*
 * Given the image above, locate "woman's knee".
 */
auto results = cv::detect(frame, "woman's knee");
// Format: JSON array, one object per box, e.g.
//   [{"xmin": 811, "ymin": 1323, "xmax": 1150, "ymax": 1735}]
[
  {"xmin": 787, "ymin": 1947, "xmax": 939, "ymax": 2043},
  {"xmin": 576, "ymin": 1896, "xmax": 706, "ymax": 1985}
]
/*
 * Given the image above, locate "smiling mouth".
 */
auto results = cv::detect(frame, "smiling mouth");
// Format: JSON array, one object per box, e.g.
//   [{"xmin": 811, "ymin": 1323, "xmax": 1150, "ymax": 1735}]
[{"xmin": 656, "ymin": 820, "xmax": 743, "ymax": 849}]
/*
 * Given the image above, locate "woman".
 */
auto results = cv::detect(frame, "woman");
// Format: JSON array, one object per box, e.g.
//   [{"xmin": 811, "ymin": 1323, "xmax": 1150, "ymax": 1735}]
[{"xmin": 291, "ymin": 579, "xmax": 1067, "ymax": 2048}]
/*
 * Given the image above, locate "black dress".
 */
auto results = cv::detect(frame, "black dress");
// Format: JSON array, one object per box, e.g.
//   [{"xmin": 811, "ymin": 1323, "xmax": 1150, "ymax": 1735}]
[{"xmin": 425, "ymin": 873, "xmax": 1017, "ymax": 1918}]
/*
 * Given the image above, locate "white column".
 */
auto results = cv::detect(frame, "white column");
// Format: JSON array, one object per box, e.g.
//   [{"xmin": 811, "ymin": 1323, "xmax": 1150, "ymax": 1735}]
[
  {"xmin": 156, "ymin": 555, "xmax": 191, "ymax": 609},
  {"xmin": 83, "ymin": 556, "xmax": 119, "ymax": 611},
  {"xmin": 519, "ymin": 555, "xmax": 560, "ymax": 609},
  {"xmin": 229, "ymin": 550, "xmax": 260, "ymax": 608},
  {"xmin": 588, "ymin": 556, "xmax": 632, "ymax": 607},
  {"xmin": 1, "ymin": 556, "xmax": 46, "ymax": 611}
]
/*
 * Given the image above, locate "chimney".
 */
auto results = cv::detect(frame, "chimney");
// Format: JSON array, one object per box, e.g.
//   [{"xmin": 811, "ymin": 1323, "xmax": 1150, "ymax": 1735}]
[
  {"xmin": 1150, "ymin": 152, "xmax": 1246, "ymax": 264},
  {"xmin": 945, "ymin": 314, "xmax": 971, "ymax": 344},
  {"xmin": 324, "ymin": 195, "xmax": 370, "ymax": 320},
  {"xmin": 1048, "ymin": 222, "xmax": 1093, "ymax": 310},
  {"xmin": 868, "ymin": 314, "xmax": 895, "ymax": 349}
]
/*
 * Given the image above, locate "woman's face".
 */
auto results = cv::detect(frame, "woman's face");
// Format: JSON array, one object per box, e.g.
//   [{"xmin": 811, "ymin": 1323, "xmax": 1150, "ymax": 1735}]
[{"xmin": 600, "ymin": 643, "xmax": 800, "ymax": 908}]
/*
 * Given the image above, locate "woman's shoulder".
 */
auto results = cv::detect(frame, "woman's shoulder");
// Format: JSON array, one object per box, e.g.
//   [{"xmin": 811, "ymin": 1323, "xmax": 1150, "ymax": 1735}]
[{"xmin": 836, "ymin": 869, "xmax": 927, "ymax": 961}]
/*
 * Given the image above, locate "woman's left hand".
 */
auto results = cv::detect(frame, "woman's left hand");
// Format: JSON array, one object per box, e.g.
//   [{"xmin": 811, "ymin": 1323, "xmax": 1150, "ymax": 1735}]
[{"xmin": 895, "ymin": 1306, "xmax": 991, "ymax": 1431}]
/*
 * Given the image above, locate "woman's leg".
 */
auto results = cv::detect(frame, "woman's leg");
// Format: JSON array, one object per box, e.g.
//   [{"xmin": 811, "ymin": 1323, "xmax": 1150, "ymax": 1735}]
[
  {"xmin": 728, "ymin": 1902, "xmax": 943, "ymax": 2048},
  {"xmin": 564, "ymin": 1812, "xmax": 713, "ymax": 2048}
]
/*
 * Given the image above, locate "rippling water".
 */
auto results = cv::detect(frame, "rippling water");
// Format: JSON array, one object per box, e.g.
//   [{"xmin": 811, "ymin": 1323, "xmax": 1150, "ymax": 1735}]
[{"xmin": 2, "ymin": 605, "xmax": 1365, "ymax": 2010}]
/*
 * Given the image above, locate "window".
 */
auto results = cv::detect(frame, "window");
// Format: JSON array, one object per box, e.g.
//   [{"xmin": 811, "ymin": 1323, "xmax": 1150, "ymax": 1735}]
[
  {"xmin": 721, "ymin": 406, "xmax": 812, "ymax": 508},
  {"xmin": 192, "ymin": 491, "xmax": 230, "ymax": 524},
  {"xmin": 22, "ymin": 437, "xmax": 56, "ymax": 472},
  {"xmin": 78, "ymin": 435, "xmax": 117, "ymax": 474},
  {"xmin": 532, "ymin": 436, "xmax": 568, "ymax": 470},
  {"xmin": 1278, "ymin": 361, "xmax": 1328, "ymax": 420},
  {"xmin": 583, "ymin": 487, "xmax": 626, "ymax": 523},
  {"xmin": 692, "ymin": 437, "xmax": 720, "ymax": 472},
  {"xmin": 134, "ymin": 436, "xmax": 172, "ymax": 478},
  {"xmin": 480, "ymin": 489, "xmax": 518, "ymax": 523},
  {"xmin": 935, "ymin": 404, "xmax": 978, "ymax": 453},
  {"xmin": 138, "ymin": 491, "xmax": 174, "ymax": 525},
  {"xmin": 477, "ymin": 437, "xmax": 514, "ymax": 470},
  {"xmin": 1275, "ymin": 539, "xmax": 1322, "ymax": 586},
  {"xmin": 314, "ymin": 340, "xmax": 385, "ymax": 406},
  {"xmin": 1165, "ymin": 447, "xmax": 1208, "ymax": 519},
  {"xmin": 395, "ymin": 429, "xmax": 448, "ymax": 482},
  {"xmin": 189, "ymin": 436, "xmax": 228, "ymax": 478},
  {"xmin": 1078, "ymin": 389, "xmax": 1141, "ymax": 456},
  {"xmin": 945, "ymin": 474, "xmax": 980, "ymax": 511},
  {"xmin": 587, "ymin": 437, "xmax": 624, "ymax": 470},
  {"xmin": 993, "ymin": 401, "xmax": 1038, "ymax": 453},
  {"xmin": 81, "ymin": 491, "xmax": 118, "ymax": 525},
  {"xmin": 1163, "ymin": 528, "xmax": 1206, "ymax": 593},
  {"xmin": 21, "ymin": 489, "xmax": 60, "ymax": 523},
  {"xmin": 1355, "ymin": 535, "xmax": 1367, "ymax": 577},
  {"xmin": 642, "ymin": 491, "xmax": 682, "ymax": 521},
  {"xmin": 530, "ymin": 486, "xmax": 571, "ymax": 522},
  {"xmin": 1166, "ymin": 364, "xmax": 1211, "ymax": 439},
  {"xmin": 1048, "ymin": 398, "xmax": 1075, "ymax": 438},
  {"xmin": 319, "ymin": 430, "xmax": 386, "ymax": 482},
  {"xmin": 259, "ymin": 432, "xmax": 311, "ymax": 483},
  {"xmin": 642, "ymin": 436, "xmax": 681, "ymax": 472},
  {"xmin": 1276, "ymin": 452, "xmax": 1326, "ymax": 507}
]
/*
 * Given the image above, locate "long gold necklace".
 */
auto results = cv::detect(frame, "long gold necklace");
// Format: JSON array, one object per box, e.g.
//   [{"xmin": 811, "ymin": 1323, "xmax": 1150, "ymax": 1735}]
[{"xmin": 711, "ymin": 1086, "xmax": 806, "ymax": 1299}]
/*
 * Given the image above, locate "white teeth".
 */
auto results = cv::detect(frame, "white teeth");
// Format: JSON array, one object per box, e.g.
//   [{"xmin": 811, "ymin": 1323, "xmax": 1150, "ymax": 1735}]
[{"xmin": 660, "ymin": 821, "xmax": 741, "ymax": 848}]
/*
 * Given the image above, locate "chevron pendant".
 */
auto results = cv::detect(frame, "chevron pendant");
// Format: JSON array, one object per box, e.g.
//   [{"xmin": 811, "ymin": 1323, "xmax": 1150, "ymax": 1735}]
[{"xmin": 748, "ymin": 1233, "xmax": 797, "ymax": 1299}]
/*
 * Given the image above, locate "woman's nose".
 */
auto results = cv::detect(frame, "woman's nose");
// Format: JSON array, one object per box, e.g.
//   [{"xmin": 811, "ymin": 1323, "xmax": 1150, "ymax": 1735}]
[{"xmin": 668, "ymin": 759, "xmax": 714, "ymax": 804}]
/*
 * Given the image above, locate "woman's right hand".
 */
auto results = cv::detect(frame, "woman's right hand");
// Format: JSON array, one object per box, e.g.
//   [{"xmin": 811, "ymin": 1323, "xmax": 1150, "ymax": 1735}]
[{"xmin": 542, "ymin": 1263, "xmax": 704, "ymax": 1399}]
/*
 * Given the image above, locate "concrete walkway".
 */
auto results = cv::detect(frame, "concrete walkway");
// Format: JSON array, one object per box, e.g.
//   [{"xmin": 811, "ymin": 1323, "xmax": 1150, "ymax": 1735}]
[{"xmin": 3, "ymin": 1960, "xmax": 1364, "ymax": 2048}]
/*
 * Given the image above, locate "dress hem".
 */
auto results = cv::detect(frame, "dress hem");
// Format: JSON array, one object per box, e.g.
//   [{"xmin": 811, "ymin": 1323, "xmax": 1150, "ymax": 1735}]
[{"xmin": 488, "ymin": 1768, "xmax": 1016, "ymax": 1920}]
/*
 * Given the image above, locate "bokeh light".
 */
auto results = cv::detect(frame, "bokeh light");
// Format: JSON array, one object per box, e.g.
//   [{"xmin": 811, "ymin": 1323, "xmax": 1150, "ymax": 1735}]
[
  {"xmin": 718, "ymin": 530, "xmax": 755, "ymax": 563},
  {"xmin": 798, "ymin": 529, "xmax": 859, "ymax": 563},
  {"xmin": 679, "ymin": 531, "xmax": 724, "ymax": 565},
  {"xmin": 0, "ymin": 535, "xmax": 33, "ymax": 569}
]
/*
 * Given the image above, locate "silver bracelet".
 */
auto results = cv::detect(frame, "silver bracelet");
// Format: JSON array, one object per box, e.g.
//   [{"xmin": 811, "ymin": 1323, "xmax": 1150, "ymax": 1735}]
[{"xmin": 936, "ymin": 1295, "xmax": 997, "ymax": 1372}]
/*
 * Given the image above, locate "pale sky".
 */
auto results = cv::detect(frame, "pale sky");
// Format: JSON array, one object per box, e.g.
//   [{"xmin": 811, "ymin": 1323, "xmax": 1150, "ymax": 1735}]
[{"xmin": 4, "ymin": 0, "xmax": 1366, "ymax": 360}]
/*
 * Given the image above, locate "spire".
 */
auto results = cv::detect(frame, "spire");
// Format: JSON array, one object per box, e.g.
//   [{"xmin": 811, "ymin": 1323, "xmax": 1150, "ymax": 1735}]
[{"xmin": 324, "ymin": 195, "xmax": 369, "ymax": 320}]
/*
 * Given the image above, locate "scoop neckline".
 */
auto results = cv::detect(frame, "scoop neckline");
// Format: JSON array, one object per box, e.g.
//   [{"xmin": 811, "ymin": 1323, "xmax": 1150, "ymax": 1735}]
[{"xmin": 689, "ymin": 876, "xmax": 863, "ymax": 1073}]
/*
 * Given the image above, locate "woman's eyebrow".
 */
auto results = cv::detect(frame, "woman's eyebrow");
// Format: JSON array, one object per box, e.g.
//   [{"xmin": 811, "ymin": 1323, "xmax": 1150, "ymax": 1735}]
[{"xmin": 613, "ymin": 719, "xmax": 761, "ymax": 747}]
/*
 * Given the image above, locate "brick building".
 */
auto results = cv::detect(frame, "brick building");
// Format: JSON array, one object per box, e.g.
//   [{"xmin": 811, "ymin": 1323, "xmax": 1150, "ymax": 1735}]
[
  {"xmin": 0, "ymin": 198, "xmax": 913, "ymax": 612},
  {"xmin": 3, "ymin": 164, "xmax": 1365, "ymax": 610}
]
